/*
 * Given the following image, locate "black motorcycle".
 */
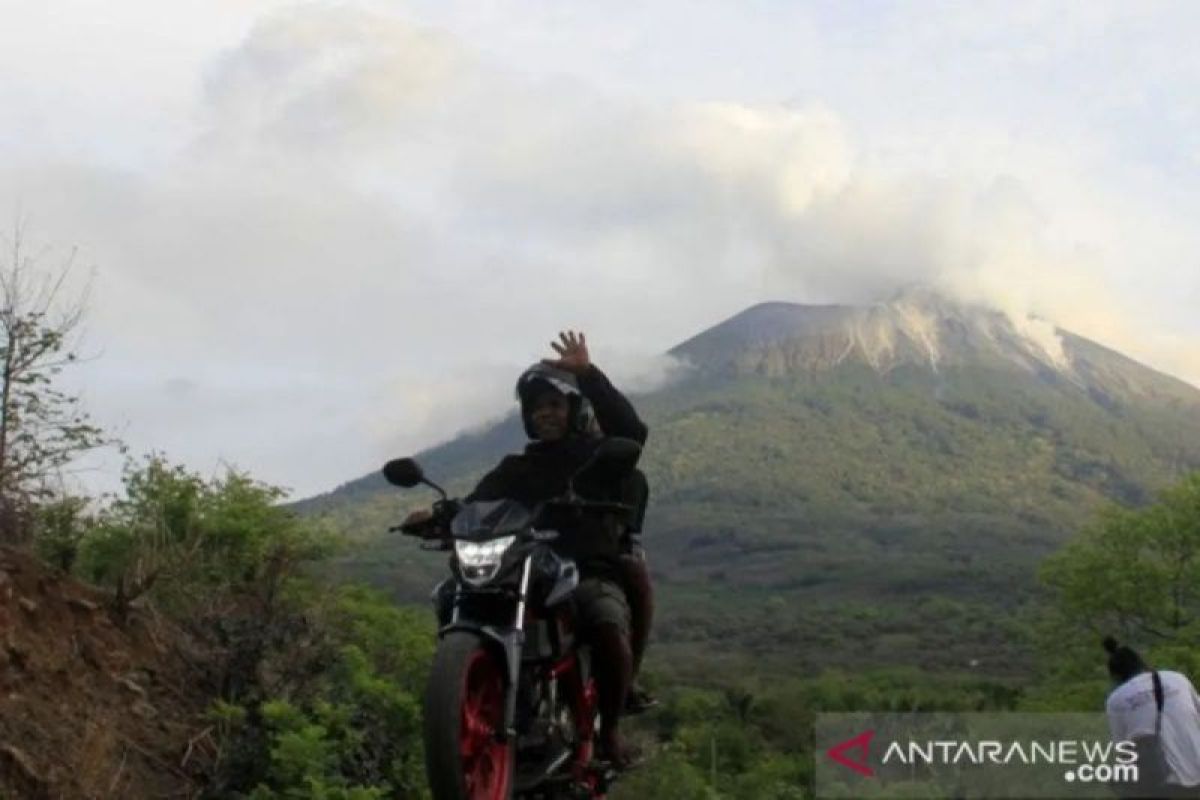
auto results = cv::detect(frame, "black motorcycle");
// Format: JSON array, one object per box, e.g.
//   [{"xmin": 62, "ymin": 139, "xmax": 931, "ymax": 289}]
[{"xmin": 384, "ymin": 438, "xmax": 641, "ymax": 800}]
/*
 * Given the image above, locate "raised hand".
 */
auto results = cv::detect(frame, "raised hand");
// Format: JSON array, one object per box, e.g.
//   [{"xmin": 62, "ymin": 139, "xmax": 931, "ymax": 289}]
[{"xmin": 542, "ymin": 330, "xmax": 591, "ymax": 375}]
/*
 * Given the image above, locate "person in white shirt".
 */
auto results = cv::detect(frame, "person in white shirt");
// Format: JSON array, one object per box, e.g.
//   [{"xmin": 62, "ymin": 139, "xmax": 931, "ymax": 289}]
[{"xmin": 1105, "ymin": 637, "xmax": 1200, "ymax": 798}]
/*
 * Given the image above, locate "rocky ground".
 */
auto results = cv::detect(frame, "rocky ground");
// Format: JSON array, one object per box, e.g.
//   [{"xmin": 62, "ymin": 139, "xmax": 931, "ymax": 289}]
[{"xmin": 0, "ymin": 547, "xmax": 213, "ymax": 799}]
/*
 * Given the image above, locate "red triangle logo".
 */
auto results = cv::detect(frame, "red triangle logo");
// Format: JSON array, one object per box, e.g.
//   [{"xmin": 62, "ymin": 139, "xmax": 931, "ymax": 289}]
[{"xmin": 826, "ymin": 729, "xmax": 875, "ymax": 777}]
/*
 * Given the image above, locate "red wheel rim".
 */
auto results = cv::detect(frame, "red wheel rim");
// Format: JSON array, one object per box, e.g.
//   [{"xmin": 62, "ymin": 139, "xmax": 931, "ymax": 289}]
[{"xmin": 460, "ymin": 649, "xmax": 511, "ymax": 799}]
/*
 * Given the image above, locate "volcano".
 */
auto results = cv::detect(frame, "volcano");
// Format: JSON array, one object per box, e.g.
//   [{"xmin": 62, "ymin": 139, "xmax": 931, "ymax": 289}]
[{"xmin": 305, "ymin": 290, "xmax": 1200, "ymax": 673}]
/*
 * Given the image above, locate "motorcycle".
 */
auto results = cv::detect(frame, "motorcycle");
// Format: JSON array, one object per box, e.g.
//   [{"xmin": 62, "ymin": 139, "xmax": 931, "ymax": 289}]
[{"xmin": 383, "ymin": 437, "xmax": 642, "ymax": 800}]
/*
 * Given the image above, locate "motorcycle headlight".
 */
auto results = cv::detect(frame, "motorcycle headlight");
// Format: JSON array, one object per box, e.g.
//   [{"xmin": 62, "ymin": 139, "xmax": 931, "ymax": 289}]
[{"xmin": 455, "ymin": 535, "xmax": 516, "ymax": 584}]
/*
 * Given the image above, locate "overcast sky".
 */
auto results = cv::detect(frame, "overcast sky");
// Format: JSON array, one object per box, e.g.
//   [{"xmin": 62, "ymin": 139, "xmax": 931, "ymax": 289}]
[{"xmin": 2, "ymin": 1, "xmax": 1199, "ymax": 498}]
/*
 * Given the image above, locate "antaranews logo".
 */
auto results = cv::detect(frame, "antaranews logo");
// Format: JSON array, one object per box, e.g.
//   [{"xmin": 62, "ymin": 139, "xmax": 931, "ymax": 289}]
[
  {"xmin": 825, "ymin": 729, "xmax": 875, "ymax": 778},
  {"xmin": 816, "ymin": 713, "xmax": 1144, "ymax": 799}
]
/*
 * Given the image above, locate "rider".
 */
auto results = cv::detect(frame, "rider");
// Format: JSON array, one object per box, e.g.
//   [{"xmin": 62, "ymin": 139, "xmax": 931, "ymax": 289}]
[{"xmin": 410, "ymin": 330, "xmax": 649, "ymax": 766}]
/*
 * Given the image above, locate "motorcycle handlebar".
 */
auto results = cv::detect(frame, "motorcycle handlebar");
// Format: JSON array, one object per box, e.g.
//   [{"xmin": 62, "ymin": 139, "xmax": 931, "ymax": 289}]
[{"xmin": 393, "ymin": 496, "xmax": 631, "ymax": 542}]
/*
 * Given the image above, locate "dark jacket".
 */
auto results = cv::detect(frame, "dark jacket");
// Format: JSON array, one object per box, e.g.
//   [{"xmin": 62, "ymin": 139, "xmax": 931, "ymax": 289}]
[{"xmin": 466, "ymin": 365, "xmax": 648, "ymax": 573}]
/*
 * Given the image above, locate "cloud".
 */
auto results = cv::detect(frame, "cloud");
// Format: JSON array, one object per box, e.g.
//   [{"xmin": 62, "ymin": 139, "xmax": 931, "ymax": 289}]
[
  {"xmin": 3, "ymin": 2, "xmax": 1199, "ymax": 496},
  {"xmin": 365, "ymin": 361, "xmax": 520, "ymax": 462},
  {"xmin": 606, "ymin": 352, "xmax": 696, "ymax": 395},
  {"xmin": 163, "ymin": 378, "xmax": 199, "ymax": 398},
  {"xmin": 199, "ymin": 6, "xmax": 469, "ymax": 158},
  {"xmin": 365, "ymin": 347, "xmax": 694, "ymax": 467}
]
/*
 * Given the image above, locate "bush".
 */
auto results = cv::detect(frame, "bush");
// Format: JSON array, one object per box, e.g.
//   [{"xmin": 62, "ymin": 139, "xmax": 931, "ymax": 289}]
[{"xmin": 68, "ymin": 454, "xmax": 435, "ymax": 798}]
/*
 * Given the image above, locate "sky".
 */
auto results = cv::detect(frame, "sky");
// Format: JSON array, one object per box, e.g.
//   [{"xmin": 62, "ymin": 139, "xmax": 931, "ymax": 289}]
[{"xmin": 1, "ymin": 0, "xmax": 1198, "ymax": 498}]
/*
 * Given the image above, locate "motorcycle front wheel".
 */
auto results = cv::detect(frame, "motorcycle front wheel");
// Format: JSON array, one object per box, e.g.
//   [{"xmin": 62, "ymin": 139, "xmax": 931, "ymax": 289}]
[{"xmin": 424, "ymin": 631, "xmax": 516, "ymax": 800}]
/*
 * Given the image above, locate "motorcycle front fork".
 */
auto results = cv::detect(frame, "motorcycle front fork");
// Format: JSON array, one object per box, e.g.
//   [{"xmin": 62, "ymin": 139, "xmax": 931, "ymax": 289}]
[{"xmin": 500, "ymin": 555, "xmax": 536, "ymax": 737}]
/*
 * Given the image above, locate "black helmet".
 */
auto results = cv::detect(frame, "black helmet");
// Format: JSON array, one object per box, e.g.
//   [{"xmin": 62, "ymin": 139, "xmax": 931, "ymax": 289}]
[{"xmin": 515, "ymin": 363, "xmax": 594, "ymax": 439}]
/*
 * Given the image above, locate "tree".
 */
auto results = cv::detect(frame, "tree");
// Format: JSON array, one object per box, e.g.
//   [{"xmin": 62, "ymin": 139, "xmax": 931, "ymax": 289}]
[
  {"xmin": 0, "ymin": 224, "xmax": 104, "ymax": 541},
  {"xmin": 610, "ymin": 750, "xmax": 717, "ymax": 800},
  {"xmin": 31, "ymin": 494, "xmax": 94, "ymax": 571},
  {"xmin": 73, "ymin": 454, "xmax": 436, "ymax": 796},
  {"xmin": 79, "ymin": 454, "xmax": 335, "ymax": 625},
  {"xmin": 1040, "ymin": 472, "xmax": 1200, "ymax": 645}
]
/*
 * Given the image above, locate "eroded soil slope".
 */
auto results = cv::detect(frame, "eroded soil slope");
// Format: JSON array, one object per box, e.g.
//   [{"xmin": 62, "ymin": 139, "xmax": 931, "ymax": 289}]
[{"xmin": 0, "ymin": 547, "xmax": 212, "ymax": 799}]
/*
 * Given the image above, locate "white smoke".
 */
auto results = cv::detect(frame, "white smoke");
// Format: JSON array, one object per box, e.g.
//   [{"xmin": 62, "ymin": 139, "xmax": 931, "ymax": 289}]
[{"xmin": 2, "ymin": 2, "xmax": 1198, "ymax": 495}]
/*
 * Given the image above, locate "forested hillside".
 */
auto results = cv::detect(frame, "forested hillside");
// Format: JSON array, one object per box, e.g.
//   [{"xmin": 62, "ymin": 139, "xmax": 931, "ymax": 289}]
[{"xmin": 305, "ymin": 292, "xmax": 1200, "ymax": 674}]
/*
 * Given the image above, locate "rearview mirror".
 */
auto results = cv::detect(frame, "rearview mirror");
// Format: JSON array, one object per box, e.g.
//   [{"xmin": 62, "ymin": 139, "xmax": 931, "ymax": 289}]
[
  {"xmin": 382, "ymin": 458, "xmax": 425, "ymax": 488},
  {"xmin": 592, "ymin": 437, "xmax": 642, "ymax": 470},
  {"xmin": 571, "ymin": 437, "xmax": 642, "ymax": 489}
]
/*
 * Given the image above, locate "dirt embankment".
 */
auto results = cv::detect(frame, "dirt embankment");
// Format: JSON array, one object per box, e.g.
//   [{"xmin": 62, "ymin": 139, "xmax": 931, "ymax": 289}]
[{"xmin": 0, "ymin": 547, "xmax": 214, "ymax": 799}]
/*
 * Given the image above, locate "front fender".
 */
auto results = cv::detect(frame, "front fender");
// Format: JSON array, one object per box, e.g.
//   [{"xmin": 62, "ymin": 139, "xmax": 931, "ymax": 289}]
[{"xmin": 438, "ymin": 622, "xmax": 524, "ymax": 738}]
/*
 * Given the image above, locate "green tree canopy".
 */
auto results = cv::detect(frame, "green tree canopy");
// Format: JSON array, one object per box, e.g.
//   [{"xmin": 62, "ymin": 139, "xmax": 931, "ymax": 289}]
[{"xmin": 1041, "ymin": 472, "xmax": 1200, "ymax": 644}]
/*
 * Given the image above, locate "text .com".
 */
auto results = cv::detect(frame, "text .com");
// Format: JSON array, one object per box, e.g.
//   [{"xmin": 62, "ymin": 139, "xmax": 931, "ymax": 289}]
[{"xmin": 1067, "ymin": 761, "xmax": 1139, "ymax": 784}]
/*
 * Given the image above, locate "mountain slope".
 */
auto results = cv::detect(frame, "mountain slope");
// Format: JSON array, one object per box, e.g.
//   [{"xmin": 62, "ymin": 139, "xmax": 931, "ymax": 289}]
[{"xmin": 307, "ymin": 291, "xmax": 1200, "ymax": 673}]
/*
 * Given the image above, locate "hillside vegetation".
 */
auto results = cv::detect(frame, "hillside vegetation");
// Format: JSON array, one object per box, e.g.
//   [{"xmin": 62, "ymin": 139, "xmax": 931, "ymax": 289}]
[
  {"xmin": 6, "ymin": 292, "xmax": 1200, "ymax": 797},
  {"xmin": 307, "ymin": 293, "xmax": 1200, "ymax": 673}
]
